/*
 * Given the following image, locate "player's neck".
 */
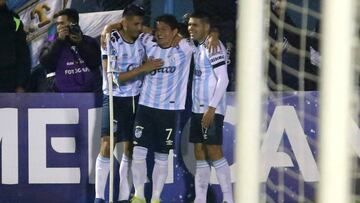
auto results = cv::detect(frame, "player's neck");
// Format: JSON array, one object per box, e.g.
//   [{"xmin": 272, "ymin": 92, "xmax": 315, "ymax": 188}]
[
  {"xmin": 158, "ymin": 42, "xmax": 171, "ymax": 49},
  {"xmin": 119, "ymin": 30, "xmax": 135, "ymax": 43},
  {"xmin": 198, "ymin": 34, "xmax": 209, "ymax": 45}
]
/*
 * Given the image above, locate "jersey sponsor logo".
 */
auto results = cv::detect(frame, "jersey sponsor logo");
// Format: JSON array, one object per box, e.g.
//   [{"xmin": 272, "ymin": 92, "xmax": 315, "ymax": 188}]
[
  {"xmin": 150, "ymin": 66, "xmax": 176, "ymax": 75},
  {"xmin": 210, "ymin": 55, "xmax": 225, "ymax": 63},
  {"xmin": 135, "ymin": 126, "xmax": 144, "ymax": 138}
]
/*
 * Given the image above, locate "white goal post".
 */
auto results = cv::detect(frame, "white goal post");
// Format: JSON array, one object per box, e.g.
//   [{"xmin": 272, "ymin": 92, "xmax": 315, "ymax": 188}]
[{"xmin": 235, "ymin": 0, "xmax": 358, "ymax": 202}]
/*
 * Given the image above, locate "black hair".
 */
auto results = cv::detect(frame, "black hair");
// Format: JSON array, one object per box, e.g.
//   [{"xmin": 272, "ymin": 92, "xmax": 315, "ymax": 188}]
[
  {"xmin": 54, "ymin": 8, "xmax": 79, "ymax": 24},
  {"xmin": 122, "ymin": 4, "xmax": 145, "ymax": 18},
  {"xmin": 189, "ymin": 11, "xmax": 211, "ymax": 25},
  {"xmin": 155, "ymin": 14, "xmax": 178, "ymax": 30}
]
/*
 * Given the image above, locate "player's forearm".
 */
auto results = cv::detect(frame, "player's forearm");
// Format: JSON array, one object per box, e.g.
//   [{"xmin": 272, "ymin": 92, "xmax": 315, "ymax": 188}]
[
  {"xmin": 118, "ymin": 67, "xmax": 145, "ymax": 83},
  {"xmin": 209, "ymin": 66, "xmax": 229, "ymax": 108},
  {"xmin": 102, "ymin": 59, "xmax": 108, "ymax": 72}
]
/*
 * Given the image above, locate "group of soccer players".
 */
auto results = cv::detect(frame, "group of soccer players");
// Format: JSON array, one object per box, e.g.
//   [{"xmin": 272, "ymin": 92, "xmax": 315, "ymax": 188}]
[{"xmin": 94, "ymin": 5, "xmax": 233, "ymax": 203}]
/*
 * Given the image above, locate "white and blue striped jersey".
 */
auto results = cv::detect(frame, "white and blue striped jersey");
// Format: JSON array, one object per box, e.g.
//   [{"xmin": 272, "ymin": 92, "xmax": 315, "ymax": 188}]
[
  {"xmin": 101, "ymin": 30, "xmax": 145, "ymax": 97},
  {"xmin": 192, "ymin": 38, "xmax": 228, "ymax": 115},
  {"xmin": 139, "ymin": 35, "xmax": 193, "ymax": 110}
]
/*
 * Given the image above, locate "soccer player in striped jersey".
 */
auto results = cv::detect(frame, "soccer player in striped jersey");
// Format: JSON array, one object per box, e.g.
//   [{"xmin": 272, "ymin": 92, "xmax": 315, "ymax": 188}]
[
  {"xmin": 188, "ymin": 12, "xmax": 233, "ymax": 203},
  {"xmin": 95, "ymin": 5, "xmax": 163, "ymax": 203},
  {"xmin": 130, "ymin": 15, "xmax": 193, "ymax": 203}
]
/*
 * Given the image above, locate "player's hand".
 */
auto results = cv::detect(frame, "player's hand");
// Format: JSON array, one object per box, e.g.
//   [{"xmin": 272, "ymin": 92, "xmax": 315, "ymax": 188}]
[
  {"xmin": 142, "ymin": 25, "xmax": 153, "ymax": 34},
  {"xmin": 201, "ymin": 106, "xmax": 216, "ymax": 129},
  {"xmin": 141, "ymin": 58, "xmax": 164, "ymax": 73},
  {"xmin": 171, "ymin": 34, "xmax": 182, "ymax": 47},
  {"xmin": 270, "ymin": 41, "xmax": 283, "ymax": 58},
  {"xmin": 207, "ymin": 31, "xmax": 220, "ymax": 53},
  {"xmin": 58, "ymin": 25, "xmax": 69, "ymax": 40}
]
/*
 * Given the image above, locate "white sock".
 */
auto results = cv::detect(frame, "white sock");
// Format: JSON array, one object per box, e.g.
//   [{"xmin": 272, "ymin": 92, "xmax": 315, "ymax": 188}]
[
  {"xmin": 194, "ymin": 160, "xmax": 211, "ymax": 203},
  {"xmin": 95, "ymin": 155, "xmax": 110, "ymax": 199},
  {"xmin": 213, "ymin": 158, "xmax": 233, "ymax": 203},
  {"xmin": 118, "ymin": 154, "xmax": 132, "ymax": 201},
  {"xmin": 131, "ymin": 146, "xmax": 148, "ymax": 200},
  {"xmin": 151, "ymin": 153, "xmax": 169, "ymax": 202}
]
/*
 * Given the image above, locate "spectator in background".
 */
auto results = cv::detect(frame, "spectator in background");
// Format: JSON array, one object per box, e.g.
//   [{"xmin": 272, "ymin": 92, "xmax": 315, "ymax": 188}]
[
  {"xmin": 304, "ymin": 21, "xmax": 320, "ymax": 90},
  {"xmin": 268, "ymin": 0, "xmax": 321, "ymax": 91},
  {"xmin": 0, "ymin": 0, "xmax": 31, "ymax": 92},
  {"xmin": 39, "ymin": 8, "xmax": 102, "ymax": 93},
  {"xmin": 268, "ymin": 0, "xmax": 301, "ymax": 91},
  {"xmin": 96, "ymin": 0, "xmax": 151, "ymax": 25}
]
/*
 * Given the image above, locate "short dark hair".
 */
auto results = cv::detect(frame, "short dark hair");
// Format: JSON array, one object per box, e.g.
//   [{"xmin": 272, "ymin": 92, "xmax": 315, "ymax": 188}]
[
  {"xmin": 189, "ymin": 11, "xmax": 211, "ymax": 25},
  {"xmin": 122, "ymin": 4, "xmax": 145, "ymax": 18},
  {"xmin": 54, "ymin": 8, "xmax": 79, "ymax": 24},
  {"xmin": 155, "ymin": 14, "xmax": 178, "ymax": 30}
]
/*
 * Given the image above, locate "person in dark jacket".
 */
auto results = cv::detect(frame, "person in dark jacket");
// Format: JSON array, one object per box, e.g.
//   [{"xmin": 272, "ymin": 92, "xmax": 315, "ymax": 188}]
[
  {"xmin": 39, "ymin": 8, "xmax": 102, "ymax": 93},
  {"xmin": 0, "ymin": 0, "xmax": 31, "ymax": 92},
  {"xmin": 267, "ymin": 0, "xmax": 301, "ymax": 91}
]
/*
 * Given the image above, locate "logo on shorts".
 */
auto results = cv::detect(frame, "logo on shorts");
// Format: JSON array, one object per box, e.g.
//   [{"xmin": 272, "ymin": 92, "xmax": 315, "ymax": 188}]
[
  {"xmin": 135, "ymin": 126, "xmax": 144, "ymax": 138},
  {"xmin": 166, "ymin": 140, "xmax": 173, "ymax": 146}
]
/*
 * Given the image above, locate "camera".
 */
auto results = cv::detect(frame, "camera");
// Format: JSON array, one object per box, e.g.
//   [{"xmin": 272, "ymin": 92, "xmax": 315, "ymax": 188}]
[{"xmin": 68, "ymin": 23, "xmax": 82, "ymax": 35}]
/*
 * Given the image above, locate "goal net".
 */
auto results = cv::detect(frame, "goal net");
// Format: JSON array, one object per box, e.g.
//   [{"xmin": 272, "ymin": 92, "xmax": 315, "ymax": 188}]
[{"xmin": 253, "ymin": 0, "xmax": 360, "ymax": 202}]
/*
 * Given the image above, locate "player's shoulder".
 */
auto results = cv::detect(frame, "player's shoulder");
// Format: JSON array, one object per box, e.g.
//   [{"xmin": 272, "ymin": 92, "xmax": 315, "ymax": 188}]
[
  {"xmin": 181, "ymin": 38, "xmax": 195, "ymax": 47},
  {"xmin": 203, "ymin": 41, "xmax": 227, "ymax": 65},
  {"xmin": 177, "ymin": 38, "xmax": 196, "ymax": 52},
  {"xmin": 138, "ymin": 33, "xmax": 156, "ymax": 47},
  {"xmin": 204, "ymin": 40, "xmax": 226, "ymax": 57}
]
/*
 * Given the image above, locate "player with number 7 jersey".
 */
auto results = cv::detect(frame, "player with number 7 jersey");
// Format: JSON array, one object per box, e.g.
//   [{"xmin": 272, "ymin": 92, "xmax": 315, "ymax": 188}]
[{"xmin": 130, "ymin": 15, "xmax": 194, "ymax": 203}]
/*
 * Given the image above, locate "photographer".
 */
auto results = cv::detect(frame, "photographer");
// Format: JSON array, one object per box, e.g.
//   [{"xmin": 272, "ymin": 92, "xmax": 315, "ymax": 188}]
[{"xmin": 39, "ymin": 8, "xmax": 102, "ymax": 93}]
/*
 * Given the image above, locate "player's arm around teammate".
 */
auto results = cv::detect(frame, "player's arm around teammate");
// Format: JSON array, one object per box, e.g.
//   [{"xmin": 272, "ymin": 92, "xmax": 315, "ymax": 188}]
[{"xmin": 95, "ymin": 5, "xmax": 162, "ymax": 203}]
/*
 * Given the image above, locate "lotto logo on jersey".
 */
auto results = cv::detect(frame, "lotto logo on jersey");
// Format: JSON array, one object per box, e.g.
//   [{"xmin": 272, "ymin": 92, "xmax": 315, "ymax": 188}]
[{"xmin": 150, "ymin": 66, "xmax": 176, "ymax": 75}]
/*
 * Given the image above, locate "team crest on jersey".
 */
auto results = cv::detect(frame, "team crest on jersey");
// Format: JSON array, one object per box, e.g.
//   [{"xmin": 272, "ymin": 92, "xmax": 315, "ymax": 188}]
[
  {"xmin": 168, "ymin": 55, "xmax": 176, "ymax": 64},
  {"xmin": 194, "ymin": 69, "xmax": 202, "ymax": 77},
  {"xmin": 135, "ymin": 126, "xmax": 144, "ymax": 138}
]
